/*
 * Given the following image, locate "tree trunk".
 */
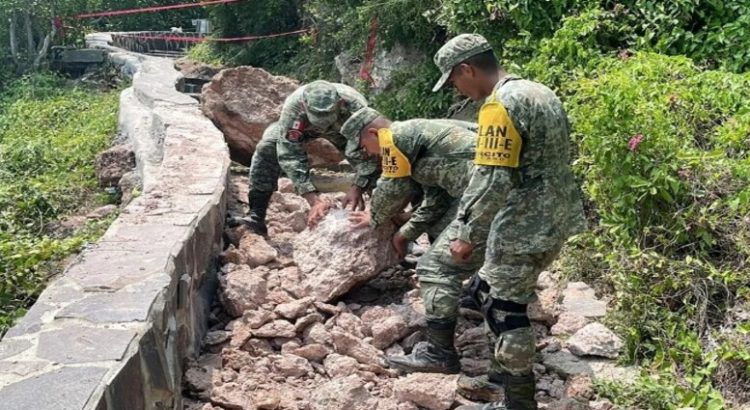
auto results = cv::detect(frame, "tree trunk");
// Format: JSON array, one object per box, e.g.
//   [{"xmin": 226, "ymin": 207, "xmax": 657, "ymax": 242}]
[
  {"xmin": 33, "ymin": 20, "xmax": 56, "ymax": 69},
  {"xmin": 24, "ymin": 12, "xmax": 36, "ymax": 56},
  {"xmin": 9, "ymin": 12, "xmax": 19, "ymax": 58}
]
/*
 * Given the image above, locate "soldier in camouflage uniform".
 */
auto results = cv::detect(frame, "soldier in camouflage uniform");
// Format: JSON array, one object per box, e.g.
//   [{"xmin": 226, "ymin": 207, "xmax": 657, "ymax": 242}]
[
  {"xmin": 342, "ymin": 107, "xmax": 485, "ymax": 375},
  {"xmin": 426, "ymin": 34, "xmax": 587, "ymax": 410},
  {"xmin": 240, "ymin": 80, "xmax": 379, "ymax": 234}
]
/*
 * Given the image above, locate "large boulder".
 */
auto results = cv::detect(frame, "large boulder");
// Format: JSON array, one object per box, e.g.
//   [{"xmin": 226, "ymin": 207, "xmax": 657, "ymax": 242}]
[
  {"xmin": 293, "ymin": 209, "xmax": 399, "ymax": 302},
  {"xmin": 201, "ymin": 66, "xmax": 343, "ymax": 167},
  {"xmin": 201, "ymin": 66, "xmax": 298, "ymax": 166}
]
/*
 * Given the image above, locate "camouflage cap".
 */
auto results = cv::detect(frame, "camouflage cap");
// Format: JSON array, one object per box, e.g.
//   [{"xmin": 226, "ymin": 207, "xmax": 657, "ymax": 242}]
[
  {"xmin": 432, "ymin": 33, "xmax": 493, "ymax": 92},
  {"xmin": 303, "ymin": 80, "xmax": 339, "ymax": 127},
  {"xmin": 341, "ymin": 107, "xmax": 382, "ymax": 157}
]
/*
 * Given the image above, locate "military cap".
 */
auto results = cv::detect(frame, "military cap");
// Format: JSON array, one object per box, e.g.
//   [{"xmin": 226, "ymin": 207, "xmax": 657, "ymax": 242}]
[
  {"xmin": 432, "ymin": 33, "xmax": 493, "ymax": 92},
  {"xmin": 341, "ymin": 107, "xmax": 382, "ymax": 157},
  {"xmin": 303, "ymin": 80, "xmax": 339, "ymax": 127}
]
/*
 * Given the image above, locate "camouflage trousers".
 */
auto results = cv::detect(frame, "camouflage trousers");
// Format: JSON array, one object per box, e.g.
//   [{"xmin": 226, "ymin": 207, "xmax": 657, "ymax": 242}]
[
  {"xmin": 418, "ymin": 215, "xmax": 562, "ymax": 376},
  {"xmin": 248, "ymin": 122, "xmax": 283, "ymax": 193}
]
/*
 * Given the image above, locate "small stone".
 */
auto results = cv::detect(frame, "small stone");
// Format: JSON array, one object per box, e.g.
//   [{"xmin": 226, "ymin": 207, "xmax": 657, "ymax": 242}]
[
  {"xmin": 210, "ymin": 382, "xmax": 252, "ymax": 410},
  {"xmin": 204, "ymin": 330, "xmax": 231, "ymax": 346},
  {"xmin": 278, "ymin": 178, "xmax": 294, "ymax": 193},
  {"xmin": 546, "ymin": 398, "xmax": 590, "ymax": 410},
  {"xmin": 272, "ymin": 354, "xmax": 313, "ymax": 378},
  {"xmin": 331, "ymin": 329, "xmax": 383, "ymax": 366},
  {"xmin": 561, "ymin": 282, "xmax": 607, "ymax": 319},
  {"xmin": 238, "ymin": 233, "xmax": 278, "ymax": 267},
  {"xmin": 253, "ymin": 320, "xmax": 296, "ymax": 338},
  {"xmin": 551, "ymin": 312, "xmax": 588, "ymax": 336},
  {"xmin": 304, "ymin": 322, "xmax": 333, "ymax": 346},
  {"xmin": 335, "ymin": 312, "xmax": 366, "ymax": 338},
  {"xmin": 314, "ymin": 301, "xmax": 341, "ymax": 315},
  {"xmin": 220, "ymin": 264, "xmax": 268, "ymax": 317},
  {"xmin": 254, "ymin": 389, "xmax": 281, "ymax": 410},
  {"xmin": 310, "ymin": 374, "xmax": 376, "ymax": 410},
  {"xmin": 324, "ymin": 353, "xmax": 360, "ymax": 378},
  {"xmin": 536, "ymin": 271, "xmax": 560, "ymax": 290},
  {"xmin": 564, "ymin": 375, "xmax": 594, "ymax": 400},
  {"xmin": 393, "ymin": 373, "xmax": 457, "ymax": 410},
  {"xmin": 290, "ymin": 343, "xmax": 331, "ymax": 362},
  {"xmin": 371, "ymin": 314, "xmax": 407, "ymax": 349},
  {"xmin": 275, "ymin": 297, "xmax": 314, "ymax": 320},
  {"xmin": 566, "ymin": 323, "xmax": 623, "ymax": 359},
  {"xmin": 528, "ymin": 288, "xmax": 561, "ymax": 326},
  {"xmin": 295, "ymin": 312, "xmax": 325, "ymax": 333}
]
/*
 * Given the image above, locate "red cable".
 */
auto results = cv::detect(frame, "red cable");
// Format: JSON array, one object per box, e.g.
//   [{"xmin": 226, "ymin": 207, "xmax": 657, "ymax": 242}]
[
  {"xmin": 73, "ymin": 0, "xmax": 242, "ymax": 19},
  {"xmin": 115, "ymin": 28, "xmax": 309, "ymax": 43},
  {"xmin": 359, "ymin": 15, "xmax": 379, "ymax": 83}
]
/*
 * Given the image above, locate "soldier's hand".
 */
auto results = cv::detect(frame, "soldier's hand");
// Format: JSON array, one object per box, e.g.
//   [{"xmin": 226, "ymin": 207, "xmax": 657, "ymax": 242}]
[
  {"xmin": 348, "ymin": 211, "xmax": 371, "ymax": 229},
  {"xmin": 392, "ymin": 232, "xmax": 409, "ymax": 260},
  {"xmin": 307, "ymin": 198, "xmax": 331, "ymax": 228},
  {"xmin": 450, "ymin": 239, "xmax": 474, "ymax": 262},
  {"xmin": 342, "ymin": 185, "xmax": 365, "ymax": 211}
]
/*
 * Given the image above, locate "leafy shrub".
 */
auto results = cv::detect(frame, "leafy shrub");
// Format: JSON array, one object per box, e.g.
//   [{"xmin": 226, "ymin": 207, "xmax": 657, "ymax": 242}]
[{"xmin": 562, "ymin": 52, "xmax": 750, "ymax": 409}]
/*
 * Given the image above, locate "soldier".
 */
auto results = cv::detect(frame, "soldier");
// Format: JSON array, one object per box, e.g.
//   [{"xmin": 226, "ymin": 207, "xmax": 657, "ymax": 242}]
[
  {"xmin": 238, "ymin": 80, "xmax": 379, "ymax": 235},
  {"xmin": 342, "ymin": 107, "xmax": 489, "ymax": 376},
  {"xmin": 427, "ymin": 34, "xmax": 587, "ymax": 410}
]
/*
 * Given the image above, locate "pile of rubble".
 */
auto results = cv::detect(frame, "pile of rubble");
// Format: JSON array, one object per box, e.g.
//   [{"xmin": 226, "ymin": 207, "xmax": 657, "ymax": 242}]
[{"xmin": 182, "ymin": 174, "xmax": 632, "ymax": 410}]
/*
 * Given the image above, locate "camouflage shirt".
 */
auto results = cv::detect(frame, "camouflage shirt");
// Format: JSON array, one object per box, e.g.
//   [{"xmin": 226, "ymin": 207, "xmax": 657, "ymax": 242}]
[
  {"xmin": 454, "ymin": 77, "xmax": 587, "ymax": 253},
  {"xmin": 370, "ymin": 119, "xmax": 478, "ymax": 241},
  {"xmin": 276, "ymin": 83, "xmax": 379, "ymax": 195}
]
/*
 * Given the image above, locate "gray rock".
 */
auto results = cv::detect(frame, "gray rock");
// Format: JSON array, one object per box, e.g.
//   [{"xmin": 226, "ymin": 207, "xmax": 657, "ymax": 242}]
[
  {"xmin": 0, "ymin": 367, "xmax": 107, "ymax": 410},
  {"xmin": 561, "ymin": 282, "xmax": 607, "ymax": 319},
  {"xmin": 541, "ymin": 350, "xmax": 594, "ymax": 378},
  {"xmin": 566, "ymin": 323, "xmax": 623, "ymax": 359},
  {"xmin": 37, "ymin": 327, "xmax": 136, "ymax": 364},
  {"xmin": 393, "ymin": 373, "xmax": 457, "ymax": 410},
  {"xmin": 551, "ymin": 312, "xmax": 588, "ymax": 336}
]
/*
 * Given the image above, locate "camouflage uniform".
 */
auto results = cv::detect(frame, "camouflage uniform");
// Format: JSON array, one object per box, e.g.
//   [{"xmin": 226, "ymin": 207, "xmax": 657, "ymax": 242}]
[
  {"xmin": 244, "ymin": 81, "xmax": 379, "ymax": 234},
  {"xmin": 341, "ymin": 108, "xmax": 483, "ymax": 374},
  {"xmin": 431, "ymin": 34, "xmax": 587, "ymax": 409}
]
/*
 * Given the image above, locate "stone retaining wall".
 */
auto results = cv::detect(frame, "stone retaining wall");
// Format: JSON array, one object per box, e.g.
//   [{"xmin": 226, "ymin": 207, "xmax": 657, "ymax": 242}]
[{"xmin": 0, "ymin": 33, "xmax": 230, "ymax": 410}]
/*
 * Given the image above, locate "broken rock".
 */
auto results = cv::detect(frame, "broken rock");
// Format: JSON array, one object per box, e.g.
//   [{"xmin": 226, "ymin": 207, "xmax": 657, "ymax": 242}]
[
  {"xmin": 294, "ymin": 209, "xmax": 399, "ymax": 302},
  {"xmin": 201, "ymin": 66, "xmax": 299, "ymax": 166},
  {"xmin": 324, "ymin": 353, "xmax": 360, "ymax": 378},
  {"xmin": 393, "ymin": 373, "xmax": 457, "ymax": 410},
  {"xmin": 310, "ymin": 375, "xmax": 378, "ymax": 410},
  {"xmin": 219, "ymin": 264, "xmax": 268, "ymax": 317},
  {"xmin": 561, "ymin": 282, "xmax": 607, "ymax": 319},
  {"xmin": 253, "ymin": 320, "xmax": 296, "ymax": 339},
  {"xmin": 331, "ymin": 329, "xmax": 383, "ymax": 366},
  {"xmin": 566, "ymin": 323, "xmax": 623, "ymax": 359},
  {"xmin": 275, "ymin": 297, "xmax": 313, "ymax": 320},
  {"xmin": 272, "ymin": 353, "xmax": 313, "ymax": 378},
  {"xmin": 551, "ymin": 312, "xmax": 588, "ymax": 336},
  {"xmin": 238, "ymin": 233, "xmax": 277, "ymax": 267}
]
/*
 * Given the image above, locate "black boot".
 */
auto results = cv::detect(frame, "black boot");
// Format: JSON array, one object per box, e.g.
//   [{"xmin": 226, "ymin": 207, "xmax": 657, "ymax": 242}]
[
  {"xmin": 385, "ymin": 318, "xmax": 460, "ymax": 374},
  {"xmin": 242, "ymin": 190, "xmax": 272, "ymax": 235},
  {"xmin": 457, "ymin": 370, "xmax": 504, "ymax": 402},
  {"xmin": 455, "ymin": 374, "xmax": 536, "ymax": 410}
]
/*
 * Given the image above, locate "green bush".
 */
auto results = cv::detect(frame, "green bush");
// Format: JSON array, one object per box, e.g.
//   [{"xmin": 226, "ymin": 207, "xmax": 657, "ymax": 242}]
[
  {"xmin": 562, "ymin": 52, "xmax": 750, "ymax": 409},
  {"xmin": 0, "ymin": 73, "xmax": 118, "ymax": 335}
]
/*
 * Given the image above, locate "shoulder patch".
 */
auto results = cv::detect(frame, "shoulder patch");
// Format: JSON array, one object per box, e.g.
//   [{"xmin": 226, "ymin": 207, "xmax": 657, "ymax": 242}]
[
  {"xmin": 378, "ymin": 129, "xmax": 411, "ymax": 178},
  {"xmin": 474, "ymin": 100, "xmax": 522, "ymax": 167},
  {"xmin": 287, "ymin": 119, "xmax": 306, "ymax": 142}
]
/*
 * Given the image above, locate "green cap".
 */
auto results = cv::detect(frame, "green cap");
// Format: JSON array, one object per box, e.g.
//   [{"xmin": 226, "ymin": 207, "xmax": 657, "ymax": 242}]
[
  {"xmin": 341, "ymin": 107, "xmax": 382, "ymax": 157},
  {"xmin": 432, "ymin": 33, "xmax": 493, "ymax": 92},
  {"xmin": 303, "ymin": 80, "xmax": 339, "ymax": 128}
]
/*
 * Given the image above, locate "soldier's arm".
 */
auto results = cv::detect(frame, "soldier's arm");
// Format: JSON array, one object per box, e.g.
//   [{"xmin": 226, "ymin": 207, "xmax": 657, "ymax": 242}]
[
  {"xmin": 370, "ymin": 177, "xmax": 417, "ymax": 228},
  {"xmin": 454, "ymin": 167, "xmax": 514, "ymax": 244},
  {"xmin": 455, "ymin": 91, "xmax": 528, "ymax": 245},
  {"xmin": 345, "ymin": 149, "xmax": 380, "ymax": 191},
  {"xmin": 399, "ymin": 186, "xmax": 454, "ymax": 241}
]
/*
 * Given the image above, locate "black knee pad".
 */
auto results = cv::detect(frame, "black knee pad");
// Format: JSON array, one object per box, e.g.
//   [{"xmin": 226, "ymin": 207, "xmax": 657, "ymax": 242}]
[
  {"xmin": 480, "ymin": 297, "xmax": 530, "ymax": 336},
  {"xmin": 466, "ymin": 274, "xmax": 490, "ymax": 307}
]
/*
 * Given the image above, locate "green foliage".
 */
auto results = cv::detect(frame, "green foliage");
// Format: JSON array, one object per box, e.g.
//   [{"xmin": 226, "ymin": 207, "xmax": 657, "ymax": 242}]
[
  {"xmin": 368, "ymin": 60, "xmax": 453, "ymax": 120},
  {"xmin": 562, "ymin": 52, "xmax": 750, "ymax": 409},
  {"xmin": 0, "ymin": 73, "xmax": 118, "ymax": 335}
]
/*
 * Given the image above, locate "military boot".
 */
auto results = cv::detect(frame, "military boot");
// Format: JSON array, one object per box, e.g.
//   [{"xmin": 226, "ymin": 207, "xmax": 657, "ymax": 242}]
[
  {"xmin": 386, "ymin": 319, "xmax": 460, "ymax": 374},
  {"xmin": 457, "ymin": 371, "xmax": 503, "ymax": 402},
  {"xmin": 455, "ymin": 374, "xmax": 537, "ymax": 410},
  {"xmin": 242, "ymin": 190, "xmax": 272, "ymax": 236}
]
